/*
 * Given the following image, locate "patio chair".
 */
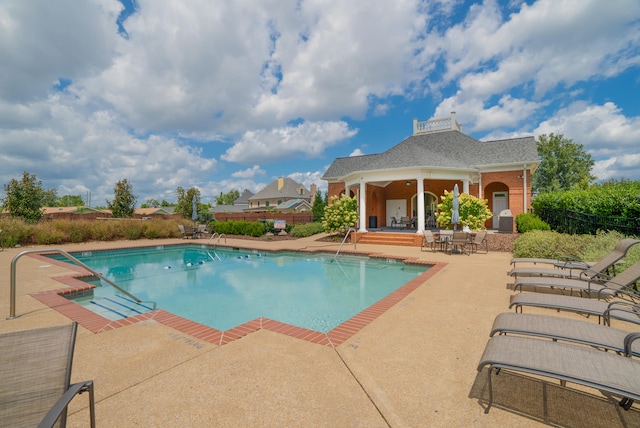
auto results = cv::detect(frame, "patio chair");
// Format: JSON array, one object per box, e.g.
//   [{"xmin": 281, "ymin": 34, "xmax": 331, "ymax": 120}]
[
  {"xmin": 508, "ymin": 238, "xmax": 640, "ymax": 280},
  {"xmin": 469, "ymin": 231, "xmax": 488, "ymax": 254},
  {"xmin": 421, "ymin": 230, "xmax": 437, "ymax": 252},
  {"xmin": 489, "ymin": 312, "xmax": 640, "ymax": 357},
  {"xmin": 0, "ymin": 322, "xmax": 96, "ymax": 427},
  {"xmin": 512, "ymin": 259, "xmax": 640, "ymax": 297},
  {"xmin": 178, "ymin": 224, "xmax": 194, "ymax": 239},
  {"xmin": 509, "ymin": 291, "xmax": 640, "ymax": 326},
  {"xmin": 476, "ymin": 333, "xmax": 640, "ymax": 413},
  {"xmin": 390, "ymin": 217, "xmax": 399, "ymax": 228},
  {"xmin": 510, "ymin": 254, "xmax": 594, "ymax": 269},
  {"xmin": 446, "ymin": 231, "xmax": 470, "ymax": 255}
]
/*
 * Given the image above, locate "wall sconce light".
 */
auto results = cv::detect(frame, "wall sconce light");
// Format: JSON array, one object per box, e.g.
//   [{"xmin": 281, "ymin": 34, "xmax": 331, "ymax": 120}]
[
  {"xmin": 517, "ymin": 175, "xmax": 524, "ymax": 179},
  {"xmin": 406, "ymin": 180, "xmax": 411, "ymax": 186}
]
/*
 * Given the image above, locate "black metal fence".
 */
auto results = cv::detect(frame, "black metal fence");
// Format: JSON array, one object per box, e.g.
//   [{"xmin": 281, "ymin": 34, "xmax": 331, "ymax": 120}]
[{"xmin": 536, "ymin": 208, "xmax": 640, "ymax": 237}]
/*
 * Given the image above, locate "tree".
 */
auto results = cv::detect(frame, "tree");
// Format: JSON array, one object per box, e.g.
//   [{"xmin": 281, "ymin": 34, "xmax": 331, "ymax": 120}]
[
  {"xmin": 311, "ymin": 190, "xmax": 326, "ymax": 222},
  {"xmin": 56, "ymin": 195, "xmax": 84, "ymax": 206},
  {"xmin": 1, "ymin": 171, "xmax": 45, "ymax": 223},
  {"xmin": 42, "ymin": 188, "xmax": 58, "ymax": 206},
  {"xmin": 532, "ymin": 133, "xmax": 595, "ymax": 194},
  {"xmin": 321, "ymin": 195, "xmax": 358, "ymax": 235},
  {"xmin": 106, "ymin": 178, "xmax": 137, "ymax": 218},
  {"xmin": 173, "ymin": 186, "xmax": 200, "ymax": 220},
  {"xmin": 141, "ymin": 198, "xmax": 160, "ymax": 208},
  {"xmin": 215, "ymin": 189, "xmax": 240, "ymax": 205}
]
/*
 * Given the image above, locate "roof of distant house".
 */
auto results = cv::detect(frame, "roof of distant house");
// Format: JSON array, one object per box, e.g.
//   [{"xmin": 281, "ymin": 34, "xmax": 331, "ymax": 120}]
[
  {"xmin": 234, "ymin": 190, "xmax": 253, "ymax": 205},
  {"xmin": 250, "ymin": 177, "xmax": 311, "ymax": 200}
]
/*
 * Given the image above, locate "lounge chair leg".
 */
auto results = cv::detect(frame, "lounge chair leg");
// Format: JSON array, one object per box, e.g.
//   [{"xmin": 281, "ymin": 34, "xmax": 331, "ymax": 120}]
[
  {"xmin": 485, "ymin": 368, "xmax": 494, "ymax": 414},
  {"xmin": 620, "ymin": 397, "xmax": 634, "ymax": 410}
]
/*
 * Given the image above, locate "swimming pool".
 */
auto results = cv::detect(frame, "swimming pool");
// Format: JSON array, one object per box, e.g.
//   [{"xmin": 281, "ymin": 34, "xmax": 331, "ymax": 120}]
[{"xmin": 51, "ymin": 245, "xmax": 431, "ymax": 333}]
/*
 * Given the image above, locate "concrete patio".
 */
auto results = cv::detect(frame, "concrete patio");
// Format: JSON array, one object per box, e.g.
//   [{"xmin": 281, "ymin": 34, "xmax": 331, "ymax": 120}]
[{"xmin": 1, "ymin": 235, "xmax": 638, "ymax": 427}]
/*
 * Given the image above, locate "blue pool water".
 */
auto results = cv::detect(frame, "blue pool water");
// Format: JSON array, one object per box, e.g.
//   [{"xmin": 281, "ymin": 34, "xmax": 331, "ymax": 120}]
[{"xmin": 53, "ymin": 245, "xmax": 430, "ymax": 333}]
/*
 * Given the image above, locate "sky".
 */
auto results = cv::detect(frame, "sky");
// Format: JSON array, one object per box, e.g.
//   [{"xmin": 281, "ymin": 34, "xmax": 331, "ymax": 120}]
[{"xmin": 1, "ymin": 0, "xmax": 639, "ymax": 207}]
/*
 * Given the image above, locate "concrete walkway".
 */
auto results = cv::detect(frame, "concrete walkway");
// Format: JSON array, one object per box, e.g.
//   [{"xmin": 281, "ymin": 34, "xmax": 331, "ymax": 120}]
[{"xmin": 1, "ymin": 236, "xmax": 638, "ymax": 427}]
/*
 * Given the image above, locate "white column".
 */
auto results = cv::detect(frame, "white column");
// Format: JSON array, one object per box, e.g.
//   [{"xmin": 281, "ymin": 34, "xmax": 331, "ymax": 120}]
[
  {"xmin": 478, "ymin": 174, "xmax": 483, "ymax": 199},
  {"xmin": 359, "ymin": 180, "xmax": 367, "ymax": 232},
  {"xmin": 416, "ymin": 178, "xmax": 425, "ymax": 233},
  {"xmin": 463, "ymin": 179, "xmax": 469, "ymax": 194}
]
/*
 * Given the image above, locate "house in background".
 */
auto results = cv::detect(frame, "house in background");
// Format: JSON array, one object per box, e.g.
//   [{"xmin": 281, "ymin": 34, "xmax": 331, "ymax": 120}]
[
  {"xmin": 210, "ymin": 189, "xmax": 254, "ymax": 214},
  {"xmin": 322, "ymin": 112, "xmax": 540, "ymax": 233},
  {"xmin": 246, "ymin": 177, "xmax": 316, "ymax": 213},
  {"xmin": 41, "ymin": 206, "xmax": 106, "ymax": 215}
]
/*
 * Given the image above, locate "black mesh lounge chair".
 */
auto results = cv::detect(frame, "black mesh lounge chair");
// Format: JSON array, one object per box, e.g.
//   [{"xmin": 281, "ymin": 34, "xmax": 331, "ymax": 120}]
[
  {"xmin": 512, "ymin": 259, "xmax": 640, "ymax": 296},
  {"xmin": 508, "ymin": 238, "xmax": 640, "ymax": 280},
  {"xmin": 489, "ymin": 312, "xmax": 640, "ymax": 357},
  {"xmin": 477, "ymin": 334, "xmax": 640, "ymax": 413},
  {"xmin": 509, "ymin": 291, "xmax": 640, "ymax": 326},
  {"xmin": 0, "ymin": 323, "xmax": 95, "ymax": 427}
]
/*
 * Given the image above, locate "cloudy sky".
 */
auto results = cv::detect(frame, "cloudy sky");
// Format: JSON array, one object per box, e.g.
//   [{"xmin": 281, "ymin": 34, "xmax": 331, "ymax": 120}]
[{"xmin": 1, "ymin": 0, "xmax": 639, "ymax": 206}]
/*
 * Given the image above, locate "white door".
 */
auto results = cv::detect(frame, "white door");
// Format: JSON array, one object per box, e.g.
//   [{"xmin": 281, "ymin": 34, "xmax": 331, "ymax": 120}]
[
  {"xmin": 386, "ymin": 199, "xmax": 406, "ymax": 227},
  {"xmin": 492, "ymin": 192, "xmax": 508, "ymax": 229}
]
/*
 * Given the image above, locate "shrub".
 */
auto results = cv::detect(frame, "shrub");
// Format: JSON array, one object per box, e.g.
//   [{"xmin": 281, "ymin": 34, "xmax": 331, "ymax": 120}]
[
  {"xmin": 212, "ymin": 220, "xmax": 264, "ymax": 237},
  {"xmin": 436, "ymin": 191, "xmax": 492, "ymax": 230},
  {"xmin": 322, "ymin": 195, "xmax": 358, "ymax": 235},
  {"xmin": 515, "ymin": 213, "xmax": 550, "ymax": 233},
  {"xmin": 289, "ymin": 222, "xmax": 324, "ymax": 237},
  {"xmin": 511, "ymin": 230, "xmax": 640, "ymax": 271}
]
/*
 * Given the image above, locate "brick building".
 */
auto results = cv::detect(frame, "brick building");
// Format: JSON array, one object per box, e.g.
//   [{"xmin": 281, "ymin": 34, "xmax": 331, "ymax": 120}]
[{"xmin": 322, "ymin": 112, "xmax": 540, "ymax": 233}]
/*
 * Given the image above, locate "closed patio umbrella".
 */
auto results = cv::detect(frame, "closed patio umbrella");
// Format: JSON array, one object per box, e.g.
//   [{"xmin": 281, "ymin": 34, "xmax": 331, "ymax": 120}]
[
  {"xmin": 192, "ymin": 195, "xmax": 198, "ymax": 225},
  {"xmin": 451, "ymin": 184, "xmax": 460, "ymax": 230}
]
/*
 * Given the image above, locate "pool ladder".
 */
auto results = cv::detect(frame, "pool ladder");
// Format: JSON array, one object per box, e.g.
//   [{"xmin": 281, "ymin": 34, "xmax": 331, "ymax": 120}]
[
  {"xmin": 334, "ymin": 227, "xmax": 357, "ymax": 259},
  {"xmin": 206, "ymin": 233, "xmax": 226, "ymax": 261},
  {"xmin": 7, "ymin": 248, "xmax": 156, "ymax": 320}
]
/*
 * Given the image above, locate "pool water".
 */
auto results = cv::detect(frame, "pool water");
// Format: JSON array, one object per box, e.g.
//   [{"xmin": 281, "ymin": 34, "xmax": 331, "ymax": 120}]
[{"xmin": 55, "ymin": 245, "xmax": 430, "ymax": 333}]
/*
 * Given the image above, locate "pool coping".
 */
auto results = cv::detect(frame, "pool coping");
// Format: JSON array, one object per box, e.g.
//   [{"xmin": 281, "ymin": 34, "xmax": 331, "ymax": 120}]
[{"xmin": 28, "ymin": 243, "xmax": 446, "ymax": 348}]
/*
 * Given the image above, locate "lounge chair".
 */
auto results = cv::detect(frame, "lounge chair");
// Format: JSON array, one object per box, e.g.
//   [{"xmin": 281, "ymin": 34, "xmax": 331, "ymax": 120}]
[
  {"xmin": 0, "ymin": 322, "xmax": 95, "ymax": 427},
  {"xmin": 510, "ymin": 254, "xmax": 593, "ymax": 268},
  {"xmin": 477, "ymin": 334, "xmax": 640, "ymax": 413},
  {"xmin": 509, "ymin": 291, "xmax": 640, "ymax": 326},
  {"xmin": 508, "ymin": 238, "xmax": 640, "ymax": 280},
  {"xmin": 469, "ymin": 231, "xmax": 488, "ymax": 254},
  {"xmin": 489, "ymin": 312, "xmax": 640, "ymax": 357},
  {"xmin": 512, "ymin": 259, "xmax": 640, "ymax": 296},
  {"xmin": 421, "ymin": 229, "xmax": 437, "ymax": 252}
]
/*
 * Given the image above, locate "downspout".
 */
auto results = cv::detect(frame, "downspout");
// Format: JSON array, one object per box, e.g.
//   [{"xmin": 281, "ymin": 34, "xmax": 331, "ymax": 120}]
[{"xmin": 523, "ymin": 164, "xmax": 528, "ymax": 212}]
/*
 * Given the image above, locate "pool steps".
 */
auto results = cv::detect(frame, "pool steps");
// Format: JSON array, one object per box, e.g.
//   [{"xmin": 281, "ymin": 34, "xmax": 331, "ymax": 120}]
[{"xmin": 86, "ymin": 295, "xmax": 154, "ymax": 321}]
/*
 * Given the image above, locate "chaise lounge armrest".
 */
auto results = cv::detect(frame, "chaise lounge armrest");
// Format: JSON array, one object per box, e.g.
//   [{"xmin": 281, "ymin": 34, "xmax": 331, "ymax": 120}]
[{"xmin": 39, "ymin": 380, "xmax": 96, "ymax": 428}]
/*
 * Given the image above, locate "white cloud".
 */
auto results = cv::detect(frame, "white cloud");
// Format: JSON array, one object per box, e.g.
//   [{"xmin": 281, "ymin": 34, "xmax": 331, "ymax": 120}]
[
  {"xmin": 222, "ymin": 121, "xmax": 358, "ymax": 164},
  {"xmin": 231, "ymin": 165, "xmax": 265, "ymax": 179},
  {"xmin": 534, "ymin": 101, "xmax": 640, "ymax": 180},
  {"xmin": 429, "ymin": 0, "xmax": 640, "ymax": 128},
  {"xmin": 349, "ymin": 148, "xmax": 365, "ymax": 157}
]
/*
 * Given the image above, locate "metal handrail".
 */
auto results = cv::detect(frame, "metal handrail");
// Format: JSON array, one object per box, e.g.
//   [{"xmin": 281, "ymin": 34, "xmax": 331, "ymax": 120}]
[
  {"xmin": 213, "ymin": 234, "xmax": 226, "ymax": 248},
  {"xmin": 334, "ymin": 227, "xmax": 356, "ymax": 259},
  {"xmin": 8, "ymin": 248, "xmax": 156, "ymax": 320},
  {"xmin": 207, "ymin": 232, "xmax": 219, "ymax": 246}
]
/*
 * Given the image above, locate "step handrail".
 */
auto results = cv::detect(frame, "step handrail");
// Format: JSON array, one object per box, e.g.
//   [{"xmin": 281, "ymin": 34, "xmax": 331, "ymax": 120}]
[
  {"xmin": 8, "ymin": 248, "xmax": 156, "ymax": 319},
  {"xmin": 334, "ymin": 227, "xmax": 356, "ymax": 259}
]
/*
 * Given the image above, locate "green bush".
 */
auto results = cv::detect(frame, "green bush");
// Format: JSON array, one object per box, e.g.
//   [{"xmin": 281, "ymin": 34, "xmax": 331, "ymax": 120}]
[
  {"xmin": 436, "ymin": 191, "xmax": 492, "ymax": 230},
  {"xmin": 512, "ymin": 230, "xmax": 640, "ymax": 271},
  {"xmin": 289, "ymin": 222, "xmax": 324, "ymax": 237},
  {"xmin": 515, "ymin": 213, "xmax": 550, "ymax": 233},
  {"xmin": 212, "ymin": 220, "xmax": 264, "ymax": 237}
]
